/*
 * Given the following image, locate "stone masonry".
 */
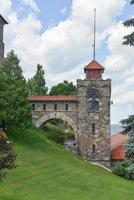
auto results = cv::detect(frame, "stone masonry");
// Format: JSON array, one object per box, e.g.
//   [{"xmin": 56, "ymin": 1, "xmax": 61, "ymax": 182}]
[
  {"xmin": 77, "ymin": 79, "xmax": 111, "ymax": 164},
  {"xmin": 0, "ymin": 15, "xmax": 8, "ymax": 62}
]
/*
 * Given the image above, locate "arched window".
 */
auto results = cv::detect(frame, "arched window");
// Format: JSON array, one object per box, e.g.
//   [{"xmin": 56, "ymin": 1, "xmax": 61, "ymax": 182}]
[
  {"xmin": 43, "ymin": 104, "xmax": 46, "ymax": 111},
  {"xmin": 92, "ymin": 123, "xmax": 95, "ymax": 134},
  {"xmin": 65, "ymin": 103, "xmax": 68, "ymax": 111},
  {"xmin": 32, "ymin": 104, "xmax": 35, "ymax": 111},
  {"xmin": 54, "ymin": 104, "xmax": 57, "ymax": 111},
  {"xmin": 89, "ymin": 100, "xmax": 99, "ymax": 112},
  {"xmin": 92, "ymin": 144, "xmax": 96, "ymax": 154}
]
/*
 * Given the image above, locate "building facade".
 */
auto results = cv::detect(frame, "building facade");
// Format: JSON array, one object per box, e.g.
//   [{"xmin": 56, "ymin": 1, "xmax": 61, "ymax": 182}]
[{"xmin": 0, "ymin": 15, "xmax": 8, "ymax": 62}]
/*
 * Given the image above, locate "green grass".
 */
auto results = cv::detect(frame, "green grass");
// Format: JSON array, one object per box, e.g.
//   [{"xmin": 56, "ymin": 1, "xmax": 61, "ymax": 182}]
[{"xmin": 0, "ymin": 126, "xmax": 134, "ymax": 200}]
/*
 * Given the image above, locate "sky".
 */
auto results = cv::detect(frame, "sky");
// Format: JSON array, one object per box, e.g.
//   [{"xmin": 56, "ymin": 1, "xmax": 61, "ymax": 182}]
[{"xmin": 0, "ymin": 0, "xmax": 134, "ymax": 124}]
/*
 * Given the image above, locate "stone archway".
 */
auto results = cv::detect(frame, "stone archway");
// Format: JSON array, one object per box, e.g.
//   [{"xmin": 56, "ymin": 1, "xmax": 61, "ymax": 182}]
[{"xmin": 34, "ymin": 112, "xmax": 77, "ymax": 134}]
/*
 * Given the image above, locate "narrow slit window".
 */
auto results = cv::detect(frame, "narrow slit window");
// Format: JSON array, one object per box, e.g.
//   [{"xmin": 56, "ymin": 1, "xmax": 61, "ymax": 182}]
[
  {"xmin": 43, "ymin": 104, "xmax": 46, "ymax": 111},
  {"xmin": 54, "ymin": 104, "xmax": 57, "ymax": 111},
  {"xmin": 92, "ymin": 123, "xmax": 95, "ymax": 134},
  {"xmin": 32, "ymin": 104, "xmax": 35, "ymax": 111},
  {"xmin": 92, "ymin": 144, "xmax": 96, "ymax": 154},
  {"xmin": 65, "ymin": 104, "xmax": 68, "ymax": 111}
]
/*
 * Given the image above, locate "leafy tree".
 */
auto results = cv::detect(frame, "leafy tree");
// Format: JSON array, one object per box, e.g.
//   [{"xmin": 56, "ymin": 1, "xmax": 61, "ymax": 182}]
[
  {"xmin": 0, "ymin": 128, "xmax": 16, "ymax": 181},
  {"xmin": 27, "ymin": 64, "xmax": 47, "ymax": 95},
  {"xmin": 49, "ymin": 81, "xmax": 76, "ymax": 96},
  {"xmin": 123, "ymin": 0, "xmax": 134, "ymax": 46},
  {"xmin": 0, "ymin": 50, "xmax": 31, "ymax": 129},
  {"xmin": 121, "ymin": 115, "xmax": 134, "ymax": 159}
]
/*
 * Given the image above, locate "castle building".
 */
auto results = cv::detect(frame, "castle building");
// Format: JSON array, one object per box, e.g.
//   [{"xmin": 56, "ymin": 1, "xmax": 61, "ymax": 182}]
[
  {"xmin": 0, "ymin": 15, "xmax": 8, "ymax": 62},
  {"xmin": 77, "ymin": 59, "xmax": 111, "ymax": 165},
  {"xmin": 28, "ymin": 59, "xmax": 111, "ymax": 166}
]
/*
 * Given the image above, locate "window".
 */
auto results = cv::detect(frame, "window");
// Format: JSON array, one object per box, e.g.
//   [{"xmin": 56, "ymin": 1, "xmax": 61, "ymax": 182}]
[
  {"xmin": 43, "ymin": 104, "xmax": 46, "ymax": 111},
  {"xmin": 92, "ymin": 144, "xmax": 96, "ymax": 154},
  {"xmin": 92, "ymin": 123, "xmax": 95, "ymax": 134},
  {"xmin": 54, "ymin": 104, "xmax": 57, "ymax": 111},
  {"xmin": 89, "ymin": 100, "xmax": 99, "ymax": 112},
  {"xmin": 65, "ymin": 104, "xmax": 68, "ymax": 111},
  {"xmin": 32, "ymin": 104, "xmax": 35, "ymax": 111}
]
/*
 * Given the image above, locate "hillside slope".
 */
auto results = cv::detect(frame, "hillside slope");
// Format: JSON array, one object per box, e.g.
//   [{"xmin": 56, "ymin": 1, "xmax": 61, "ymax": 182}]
[{"xmin": 0, "ymin": 127, "xmax": 134, "ymax": 200}]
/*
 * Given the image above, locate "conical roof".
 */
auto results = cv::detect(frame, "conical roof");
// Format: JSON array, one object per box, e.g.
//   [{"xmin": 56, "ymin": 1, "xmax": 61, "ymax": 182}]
[{"xmin": 84, "ymin": 59, "xmax": 104, "ymax": 71}]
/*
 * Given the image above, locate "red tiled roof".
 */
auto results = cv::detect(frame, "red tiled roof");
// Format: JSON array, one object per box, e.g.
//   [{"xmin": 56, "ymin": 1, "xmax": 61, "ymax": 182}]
[
  {"xmin": 28, "ymin": 95, "xmax": 78, "ymax": 102},
  {"xmin": 0, "ymin": 15, "xmax": 8, "ymax": 24},
  {"xmin": 111, "ymin": 133, "xmax": 128, "ymax": 160},
  {"xmin": 84, "ymin": 60, "xmax": 104, "ymax": 70},
  {"xmin": 111, "ymin": 133, "xmax": 128, "ymax": 150}
]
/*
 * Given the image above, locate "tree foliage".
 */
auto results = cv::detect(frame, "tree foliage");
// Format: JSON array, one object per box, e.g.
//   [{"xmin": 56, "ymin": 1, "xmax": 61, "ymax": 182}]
[
  {"xmin": 121, "ymin": 115, "xmax": 134, "ymax": 159},
  {"xmin": 123, "ymin": 0, "xmax": 134, "ymax": 46},
  {"xmin": 27, "ymin": 64, "xmax": 47, "ymax": 95},
  {"xmin": 49, "ymin": 81, "xmax": 76, "ymax": 96},
  {"xmin": 0, "ymin": 50, "xmax": 31, "ymax": 129}
]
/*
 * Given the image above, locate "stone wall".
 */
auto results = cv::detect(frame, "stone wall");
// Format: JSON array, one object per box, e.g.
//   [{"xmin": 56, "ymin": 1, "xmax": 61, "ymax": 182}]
[
  {"xmin": 77, "ymin": 79, "xmax": 111, "ymax": 163},
  {"xmin": 30, "ymin": 101, "xmax": 78, "ymax": 134}
]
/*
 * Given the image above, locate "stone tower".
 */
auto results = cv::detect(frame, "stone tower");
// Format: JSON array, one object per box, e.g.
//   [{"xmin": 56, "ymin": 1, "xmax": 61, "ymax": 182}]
[
  {"xmin": 0, "ymin": 15, "xmax": 8, "ymax": 62},
  {"xmin": 77, "ymin": 59, "xmax": 111, "ymax": 166}
]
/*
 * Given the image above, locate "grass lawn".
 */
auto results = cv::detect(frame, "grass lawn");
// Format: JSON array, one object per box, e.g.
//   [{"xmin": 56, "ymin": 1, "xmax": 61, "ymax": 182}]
[{"xmin": 0, "ymin": 126, "xmax": 134, "ymax": 200}]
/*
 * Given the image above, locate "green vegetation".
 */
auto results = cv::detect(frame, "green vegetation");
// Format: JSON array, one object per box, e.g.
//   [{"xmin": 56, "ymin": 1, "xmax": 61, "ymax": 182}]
[
  {"xmin": 113, "ymin": 160, "xmax": 134, "ymax": 180},
  {"xmin": 0, "ymin": 129, "xmax": 16, "ymax": 181},
  {"xmin": 123, "ymin": 0, "xmax": 134, "ymax": 46},
  {"xmin": 0, "ymin": 126, "xmax": 134, "ymax": 200},
  {"xmin": 0, "ymin": 50, "xmax": 31, "ymax": 129},
  {"xmin": 27, "ymin": 64, "xmax": 48, "ymax": 95},
  {"xmin": 49, "ymin": 80, "xmax": 76, "ymax": 95},
  {"xmin": 121, "ymin": 115, "xmax": 134, "ymax": 159},
  {"xmin": 42, "ymin": 122, "xmax": 75, "ymax": 145}
]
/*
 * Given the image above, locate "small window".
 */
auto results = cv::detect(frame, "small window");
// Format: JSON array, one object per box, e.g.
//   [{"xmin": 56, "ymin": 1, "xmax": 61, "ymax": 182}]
[
  {"xmin": 92, "ymin": 144, "xmax": 96, "ymax": 154},
  {"xmin": 54, "ymin": 104, "xmax": 57, "ymax": 111},
  {"xmin": 43, "ymin": 104, "xmax": 46, "ymax": 111},
  {"xmin": 65, "ymin": 104, "xmax": 68, "ymax": 111},
  {"xmin": 92, "ymin": 123, "xmax": 95, "ymax": 134},
  {"xmin": 89, "ymin": 100, "xmax": 99, "ymax": 112},
  {"xmin": 32, "ymin": 104, "xmax": 35, "ymax": 111}
]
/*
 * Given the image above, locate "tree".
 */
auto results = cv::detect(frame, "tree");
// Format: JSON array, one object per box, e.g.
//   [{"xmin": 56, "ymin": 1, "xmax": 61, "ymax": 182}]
[
  {"xmin": 49, "ymin": 81, "xmax": 76, "ymax": 96},
  {"xmin": 0, "ymin": 50, "xmax": 31, "ymax": 129},
  {"xmin": 0, "ymin": 128, "xmax": 16, "ymax": 181},
  {"xmin": 121, "ymin": 115, "xmax": 134, "ymax": 159},
  {"xmin": 27, "ymin": 64, "xmax": 47, "ymax": 95},
  {"xmin": 123, "ymin": 0, "xmax": 134, "ymax": 46}
]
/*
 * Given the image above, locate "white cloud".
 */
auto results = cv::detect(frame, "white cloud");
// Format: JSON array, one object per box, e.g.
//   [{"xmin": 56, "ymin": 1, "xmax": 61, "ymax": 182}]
[
  {"xmin": 0, "ymin": 0, "xmax": 12, "ymax": 17},
  {"xmin": 22, "ymin": 0, "xmax": 39, "ymax": 12}
]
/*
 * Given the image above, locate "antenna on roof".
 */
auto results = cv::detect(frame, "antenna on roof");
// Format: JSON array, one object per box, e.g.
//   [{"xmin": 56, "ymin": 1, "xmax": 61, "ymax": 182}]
[{"xmin": 93, "ymin": 8, "xmax": 96, "ymax": 60}]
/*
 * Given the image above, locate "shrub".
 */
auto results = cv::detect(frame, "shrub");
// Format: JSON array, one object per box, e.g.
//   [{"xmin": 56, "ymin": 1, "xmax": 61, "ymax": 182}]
[
  {"xmin": 43, "ymin": 123, "xmax": 65, "ymax": 145},
  {"xmin": 113, "ymin": 160, "xmax": 134, "ymax": 180},
  {"xmin": 66, "ymin": 130, "xmax": 75, "ymax": 140},
  {"xmin": 0, "ymin": 129, "xmax": 16, "ymax": 181}
]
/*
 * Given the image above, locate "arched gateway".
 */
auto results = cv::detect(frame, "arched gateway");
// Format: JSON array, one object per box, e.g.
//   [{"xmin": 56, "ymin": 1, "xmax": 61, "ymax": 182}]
[
  {"xmin": 35, "ymin": 112, "xmax": 77, "ymax": 133},
  {"xmin": 28, "ymin": 95, "xmax": 78, "ymax": 135}
]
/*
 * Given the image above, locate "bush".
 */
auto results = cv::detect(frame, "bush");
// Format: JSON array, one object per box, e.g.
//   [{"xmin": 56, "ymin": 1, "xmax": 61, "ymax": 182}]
[
  {"xmin": 66, "ymin": 130, "xmax": 75, "ymax": 140},
  {"xmin": 0, "ymin": 129, "xmax": 16, "ymax": 181},
  {"xmin": 113, "ymin": 160, "xmax": 134, "ymax": 180},
  {"xmin": 43, "ymin": 123, "xmax": 65, "ymax": 145}
]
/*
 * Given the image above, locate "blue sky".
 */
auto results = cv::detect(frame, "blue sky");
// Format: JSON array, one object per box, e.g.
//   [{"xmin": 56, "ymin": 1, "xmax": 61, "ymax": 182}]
[{"xmin": 0, "ymin": 0, "xmax": 134, "ymax": 124}]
